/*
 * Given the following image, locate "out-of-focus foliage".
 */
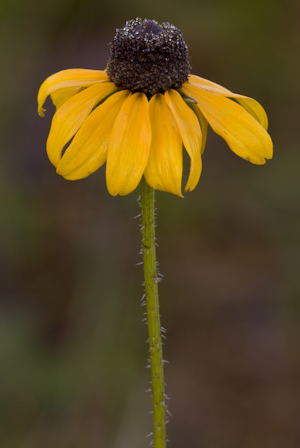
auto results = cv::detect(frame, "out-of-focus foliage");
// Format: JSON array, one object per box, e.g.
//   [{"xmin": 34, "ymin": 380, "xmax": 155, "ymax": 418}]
[{"xmin": 0, "ymin": 1, "xmax": 299, "ymax": 447}]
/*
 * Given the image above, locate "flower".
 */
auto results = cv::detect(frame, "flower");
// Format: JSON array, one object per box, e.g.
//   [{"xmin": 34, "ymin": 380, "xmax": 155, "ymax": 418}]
[{"xmin": 37, "ymin": 18, "xmax": 273, "ymax": 197}]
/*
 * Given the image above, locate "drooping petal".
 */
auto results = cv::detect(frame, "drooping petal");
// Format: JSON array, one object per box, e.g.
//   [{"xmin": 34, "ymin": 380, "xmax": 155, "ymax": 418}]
[
  {"xmin": 164, "ymin": 89, "xmax": 202, "ymax": 192},
  {"xmin": 46, "ymin": 82, "xmax": 117, "ymax": 167},
  {"xmin": 56, "ymin": 90, "xmax": 130, "ymax": 180},
  {"xmin": 233, "ymin": 97, "xmax": 268, "ymax": 130},
  {"xmin": 37, "ymin": 69, "xmax": 109, "ymax": 116},
  {"xmin": 188, "ymin": 74, "xmax": 233, "ymax": 95},
  {"xmin": 186, "ymin": 75, "xmax": 268, "ymax": 129},
  {"xmin": 50, "ymin": 87, "xmax": 82, "ymax": 110},
  {"xmin": 106, "ymin": 92, "xmax": 151, "ymax": 196},
  {"xmin": 144, "ymin": 93, "xmax": 183, "ymax": 197},
  {"xmin": 183, "ymin": 83, "xmax": 273, "ymax": 164},
  {"xmin": 190, "ymin": 104, "xmax": 208, "ymax": 155}
]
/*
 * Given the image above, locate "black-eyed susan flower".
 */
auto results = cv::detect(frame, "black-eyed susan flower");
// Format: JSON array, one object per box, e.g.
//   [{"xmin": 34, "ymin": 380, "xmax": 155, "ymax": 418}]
[{"xmin": 38, "ymin": 18, "xmax": 273, "ymax": 197}]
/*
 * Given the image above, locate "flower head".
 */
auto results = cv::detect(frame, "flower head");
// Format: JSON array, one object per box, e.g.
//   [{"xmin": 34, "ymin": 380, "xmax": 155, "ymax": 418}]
[{"xmin": 37, "ymin": 18, "xmax": 273, "ymax": 197}]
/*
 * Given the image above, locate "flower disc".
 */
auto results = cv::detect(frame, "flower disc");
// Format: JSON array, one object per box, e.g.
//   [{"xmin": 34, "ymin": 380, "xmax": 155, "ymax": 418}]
[{"xmin": 107, "ymin": 18, "xmax": 191, "ymax": 97}]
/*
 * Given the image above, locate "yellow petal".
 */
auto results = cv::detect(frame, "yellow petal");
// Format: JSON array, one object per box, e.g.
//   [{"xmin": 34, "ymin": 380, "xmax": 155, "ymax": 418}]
[
  {"xmin": 57, "ymin": 90, "xmax": 130, "ymax": 180},
  {"xmin": 46, "ymin": 82, "xmax": 117, "ymax": 167},
  {"xmin": 50, "ymin": 87, "xmax": 82, "ymax": 110},
  {"xmin": 190, "ymin": 104, "xmax": 208, "ymax": 155},
  {"xmin": 183, "ymin": 83, "xmax": 273, "ymax": 164},
  {"xmin": 37, "ymin": 69, "xmax": 109, "ymax": 116},
  {"xmin": 106, "ymin": 92, "xmax": 151, "ymax": 196},
  {"xmin": 188, "ymin": 75, "xmax": 233, "ymax": 95},
  {"xmin": 144, "ymin": 93, "xmax": 183, "ymax": 197},
  {"xmin": 234, "ymin": 96, "xmax": 268, "ymax": 130},
  {"xmin": 187, "ymin": 75, "xmax": 268, "ymax": 129},
  {"xmin": 164, "ymin": 89, "xmax": 202, "ymax": 192}
]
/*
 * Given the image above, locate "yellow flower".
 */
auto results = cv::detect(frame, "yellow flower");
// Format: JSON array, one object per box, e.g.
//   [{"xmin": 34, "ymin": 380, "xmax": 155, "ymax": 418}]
[{"xmin": 37, "ymin": 19, "xmax": 273, "ymax": 197}]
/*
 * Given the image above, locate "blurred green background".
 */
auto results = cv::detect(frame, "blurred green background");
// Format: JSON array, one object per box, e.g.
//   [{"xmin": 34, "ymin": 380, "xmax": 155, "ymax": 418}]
[{"xmin": 1, "ymin": 0, "xmax": 299, "ymax": 447}]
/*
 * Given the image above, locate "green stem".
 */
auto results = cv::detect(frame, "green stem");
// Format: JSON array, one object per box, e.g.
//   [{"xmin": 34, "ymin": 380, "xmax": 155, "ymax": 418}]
[{"xmin": 140, "ymin": 176, "xmax": 166, "ymax": 448}]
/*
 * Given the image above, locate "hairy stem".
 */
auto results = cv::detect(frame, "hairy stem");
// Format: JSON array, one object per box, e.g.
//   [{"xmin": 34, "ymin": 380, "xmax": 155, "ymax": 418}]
[{"xmin": 140, "ymin": 176, "xmax": 166, "ymax": 448}]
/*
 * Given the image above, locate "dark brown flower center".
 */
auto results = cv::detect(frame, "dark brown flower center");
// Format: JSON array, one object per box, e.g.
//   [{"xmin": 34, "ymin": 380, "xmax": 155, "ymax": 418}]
[{"xmin": 107, "ymin": 18, "xmax": 191, "ymax": 97}]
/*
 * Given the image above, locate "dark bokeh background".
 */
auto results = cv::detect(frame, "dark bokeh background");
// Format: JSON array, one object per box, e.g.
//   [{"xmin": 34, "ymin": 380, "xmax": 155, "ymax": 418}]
[{"xmin": 1, "ymin": 1, "xmax": 300, "ymax": 447}]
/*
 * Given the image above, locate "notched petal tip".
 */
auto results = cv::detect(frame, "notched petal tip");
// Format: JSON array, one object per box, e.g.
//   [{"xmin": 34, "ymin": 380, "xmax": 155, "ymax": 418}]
[
  {"xmin": 57, "ymin": 168, "xmax": 81, "ymax": 181},
  {"xmin": 38, "ymin": 108, "xmax": 45, "ymax": 117}
]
